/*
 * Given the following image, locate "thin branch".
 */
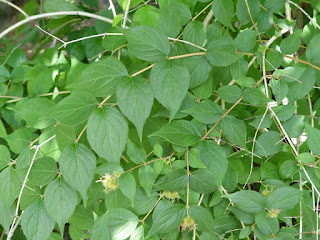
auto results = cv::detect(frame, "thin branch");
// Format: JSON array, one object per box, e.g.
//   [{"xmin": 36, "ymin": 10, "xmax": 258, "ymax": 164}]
[
  {"xmin": 284, "ymin": 55, "xmax": 320, "ymax": 71},
  {"xmin": 7, "ymin": 135, "xmax": 56, "ymax": 240},
  {"xmin": 0, "ymin": 11, "xmax": 113, "ymax": 39},
  {"xmin": 122, "ymin": 0, "xmax": 131, "ymax": 28},
  {"xmin": 202, "ymin": 98, "xmax": 243, "ymax": 140},
  {"xmin": 245, "ymin": 0, "xmax": 263, "ymax": 44},
  {"xmin": 203, "ymin": 10, "xmax": 214, "ymax": 27},
  {"xmin": 244, "ymin": 108, "xmax": 269, "ymax": 188},
  {"xmin": 167, "ymin": 52, "xmax": 206, "ymax": 60},
  {"xmin": 130, "ymin": 64, "xmax": 155, "ymax": 77},
  {"xmin": 140, "ymin": 196, "xmax": 162, "ymax": 224},
  {"xmin": 167, "ymin": 37, "xmax": 207, "ymax": 51},
  {"xmin": 1, "ymin": 44, "xmax": 22, "ymax": 66},
  {"xmin": 108, "ymin": 0, "xmax": 117, "ymax": 18},
  {"xmin": 192, "ymin": 1, "xmax": 214, "ymax": 21},
  {"xmin": 75, "ymin": 125, "xmax": 87, "ymax": 144},
  {"xmin": 289, "ymin": 0, "xmax": 320, "ymax": 31},
  {"xmin": 0, "ymin": 0, "xmax": 29, "ymax": 18}
]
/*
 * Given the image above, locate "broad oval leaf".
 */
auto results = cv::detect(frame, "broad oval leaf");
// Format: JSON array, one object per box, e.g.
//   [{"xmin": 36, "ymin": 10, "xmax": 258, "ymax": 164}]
[
  {"xmin": 53, "ymin": 91, "xmax": 97, "ymax": 126},
  {"xmin": 190, "ymin": 169, "xmax": 218, "ymax": 193},
  {"xmin": 155, "ymin": 169, "xmax": 189, "ymax": 191},
  {"xmin": 266, "ymin": 187, "xmax": 300, "ymax": 211},
  {"xmin": 29, "ymin": 157, "xmax": 57, "ymax": 186},
  {"xmin": 138, "ymin": 165, "xmax": 156, "ymax": 197},
  {"xmin": 150, "ymin": 59, "xmax": 190, "ymax": 120},
  {"xmin": 116, "ymin": 76, "xmax": 154, "ymax": 140},
  {"xmin": 224, "ymin": 190, "xmax": 266, "ymax": 213},
  {"xmin": 21, "ymin": 200, "xmax": 55, "ymax": 240},
  {"xmin": 119, "ymin": 172, "xmax": 136, "ymax": 207},
  {"xmin": 255, "ymin": 211, "xmax": 279, "ymax": 235},
  {"xmin": 68, "ymin": 57, "xmax": 128, "ymax": 97},
  {"xmin": 212, "ymin": 0, "xmax": 234, "ymax": 30},
  {"xmin": 189, "ymin": 205, "xmax": 215, "ymax": 236},
  {"xmin": 221, "ymin": 115, "xmax": 247, "ymax": 149},
  {"xmin": 44, "ymin": 178, "xmax": 78, "ymax": 231},
  {"xmin": 306, "ymin": 124, "xmax": 320, "ymax": 156},
  {"xmin": 123, "ymin": 26, "xmax": 170, "ymax": 61},
  {"xmin": 149, "ymin": 120, "xmax": 201, "ymax": 147},
  {"xmin": 59, "ymin": 143, "xmax": 96, "ymax": 206},
  {"xmin": 147, "ymin": 204, "xmax": 186, "ymax": 238},
  {"xmin": 87, "ymin": 106, "xmax": 128, "ymax": 163}
]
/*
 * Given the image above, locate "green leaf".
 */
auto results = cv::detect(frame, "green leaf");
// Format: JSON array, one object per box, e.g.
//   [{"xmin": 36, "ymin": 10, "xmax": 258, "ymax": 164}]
[
  {"xmin": 207, "ymin": 34, "xmax": 241, "ymax": 67},
  {"xmin": 69, "ymin": 205, "xmax": 94, "ymax": 230},
  {"xmin": 150, "ymin": 59, "xmax": 190, "ymax": 120},
  {"xmin": 235, "ymin": 77, "xmax": 256, "ymax": 87},
  {"xmin": 235, "ymin": 30, "xmax": 257, "ymax": 53},
  {"xmin": 184, "ymin": 55, "xmax": 211, "ymax": 88},
  {"xmin": 138, "ymin": 165, "xmax": 155, "ymax": 197},
  {"xmin": 126, "ymin": 139, "xmax": 146, "ymax": 164},
  {"xmin": 280, "ymin": 30, "xmax": 301, "ymax": 55},
  {"xmin": 13, "ymin": 98, "xmax": 55, "ymax": 129},
  {"xmin": 5, "ymin": 128, "xmax": 31, "ymax": 154},
  {"xmin": 283, "ymin": 115, "xmax": 305, "ymax": 138},
  {"xmin": 189, "ymin": 205, "xmax": 215, "ymax": 236},
  {"xmin": 102, "ymin": 27, "xmax": 126, "ymax": 52},
  {"xmin": 183, "ymin": 21, "xmax": 206, "ymax": 52},
  {"xmin": 0, "ymin": 145, "xmax": 10, "ymax": 170},
  {"xmin": 107, "ymin": 208, "xmax": 139, "ymax": 239},
  {"xmin": 91, "ymin": 212, "xmax": 111, "ymax": 240},
  {"xmin": 0, "ymin": 200, "xmax": 14, "ymax": 233},
  {"xmin": 236, "ymin": 0, "xmax": 260, "ymax": 26},
  {"xmin": 87, "ymin": 106, "xmax": 128, "ymax": 163},
  {"xmin": 188, "ymin": 148, "xmax": 206, "ymax": 169},
  {"xmin": 147, "ymin": 204, "xmax": 186, "ymax": 238},
  {"xmin": 119, "ymin": 172, "xmax": 136, "ymax": 207},
  {"xmin": 155, "ymin": 169, "xmax": 188, "ymax": 191},
  {"xmin": 68, "ymin": 57, "xmax": 128, "ymax": 97},
  {"xmin": 44, "ymin": 178, "xmax": 78, "ymax": 231},
  {"xmin": 230, "ymin": 57, "xmax": 248, "ymax": 79},
  {"xmin": 198, "ymin": 140, "xmax": 228, "ymax": 185},
  {"xmin": 216, "ymin": 85, "xmax": 243, "ymax": 103},
  {"xmin": 255, "ymin": 211, "xmax": 279, "ymax": 235},
  {"xmin": 221, "ymin": 116, "xmax": 247, "ymax": 149},
  {"xmin": 117, "ymin": 76, "xmax": 153, "ymax": 140},
  {"xmin": 266, "ymin": 187, "xmax": 300, "ymax": 211},
  {"xmin": 0, "ymin": 66, "xmax": 10, "ymax": 83},
  {"xmin": 53, "ymin": 91, "xmax": 97, "ymax": 126},
  {"xmin": 224, "ymin": 190, "xmax": 266, "ymax": 213},
  {"xmin": 43, "ymin": 0, "xmax": 79, "ymax": 12},
  {"xmin": 21, "ymin": 201, "xmax": 55, "ymax": 240},
  {"xmin": 270, "ymin": 78, "xmax": 288, "ymax": 104},
  {"xmin": 297, "ymin": 152, "xmax": 315, "ymax": 165},
  {"xmin": 243, "ymin": 88, "xmax": 270, "ymax": 105},
  {"xmin": 264, "ymin": 0, "xmax": 286, "ymax": 12},
  {"xmin": 0, "ymin": 167, "xmax": 20, "ymax": 208},
  {"xmin": 183, "ymin": 100, "xmax": 223, "ymax": 125},
  {"xmin": 132, "ymin": 5, "xmax": 160, "ymax": 27},
  {"xmin": 29, "ymin": 157, "xmax": 57, "ymax": 186},
  {"xmin": 149, "ymin": 120, "xmax": 201, "ymax": 147},
  {"xmin": 190, "ymin": 169, "xmax": 217, "ymax": 193},
  {"xmin": 306, "ymin": 34, "xmax": 320, "ymax": 64},
  {"xmin": 123, "ymin": 26, "xmax": 170, "ymax": 61},
  {"xmin": 239, "ymin": 226, "xmax": 251, "ymax": 239},
  {"xmin": 59, "ymin": 143, "xmax": 96, "ymax": 206},
  {"xmin": 212, "ymin": 0, "xmax": 234, "ymax": 30},
  {"xmin": 254, "ymin": 131, "xmax": 282, "ymax": 157}
]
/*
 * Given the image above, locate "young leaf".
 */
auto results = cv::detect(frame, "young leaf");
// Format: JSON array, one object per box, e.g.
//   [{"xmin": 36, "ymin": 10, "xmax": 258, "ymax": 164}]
[
  {"xmin": 44, "ymin": 178, "xmax": 78, "ymax": 231},
  {"xmin": 183, "ymin": 100, "xmax": 223, "ymax": 124},
  {"xmin": 188, "ymin": 148, "xmax": 206, "ymax": 169},
  {"xmin": 146, "ymin": 204, "xmax": 186, "ymax": 238},
  {"xmin": 221, "ymin": 115, "xmax": 247, "ymax": 149},
  {"xmin": 138, "ymin": 165, "xmax": 156, "ymax": 197},
  {"xmin": 67, "ymin": 57, "xmax": 128, "ymax": 97},
  {"xmin": 123, "ymin": 26, "xmax": 170, "ymax": 61},
  {"xmin": 198, "ymin": 140, "xmax": 228, "ymax": 185},
  {"xmin": 87, "ymin": 106, "xmax": 128, "ymax": 163},
  {"xmin": 117, "ymin": 76, "xmax": 154, "ymax": 140},
  {"xmin": 21, "ymin": 201, "xmax": 55, "ymax": 240},
  {"xmin": 266, "ymin": 187, "xmax": 300, "ymax": 211},
  {"xmin": 53, "ymin": 91, "xmax": 97, "ymax": 126},
  {"xmin": 119, "ymin": 172, "xmax": 136, "ymax": 207},
  {"xmin": 190, "ymin": 169, "xmax": 218, "ymax": 193},
  {"xmin": 149, "ymin": 120, "xmax": 201, "ymax": 147},
  {"xmin": 296, "ymin": 152, "xmax": 315, "ymax": 165},
  {"xmin": 150, "ymin": 59, "xmax": 190, "ymax": 120},
  {"xmin": 224, "ymin": 190, "xmax": 266, "ymax": 213},
  {"xmin": 59, "ymin": 143, "xmax": 96, "ymax": 206},
  {"xmin": 29, "ymin": 157, "xmax": 57, "ymax": 186},
  {"xmin": 212, "ymin": 0, "xmax": 234, "ymax": 30}
]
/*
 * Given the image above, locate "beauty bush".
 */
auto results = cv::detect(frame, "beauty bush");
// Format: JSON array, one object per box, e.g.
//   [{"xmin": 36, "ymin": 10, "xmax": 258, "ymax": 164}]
[{"xmin": 0, "ymin": 0, "xmax": 320, "ymax": 239}]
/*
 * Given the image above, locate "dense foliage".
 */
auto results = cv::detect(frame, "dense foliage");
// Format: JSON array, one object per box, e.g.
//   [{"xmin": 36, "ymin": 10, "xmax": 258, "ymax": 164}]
[{"xmin": 1, "ymin": 0, "xmax": 320, "ymax": 239}]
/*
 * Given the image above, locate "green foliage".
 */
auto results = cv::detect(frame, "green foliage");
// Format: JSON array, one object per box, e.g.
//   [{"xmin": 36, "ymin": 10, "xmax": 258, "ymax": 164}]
[{"xmin": 0, "ymin": 0, "xmax": 319, "ymax": 239}]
